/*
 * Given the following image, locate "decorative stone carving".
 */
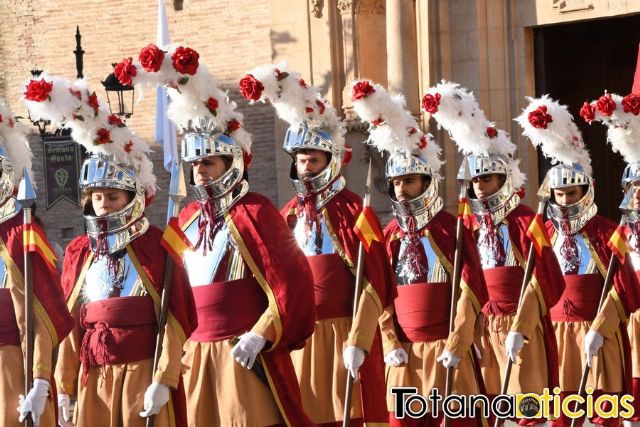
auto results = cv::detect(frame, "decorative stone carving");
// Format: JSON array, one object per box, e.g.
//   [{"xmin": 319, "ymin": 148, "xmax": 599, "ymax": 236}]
[
  {"xmin": 311, "ymin": 0, "xmax": 324, "ymax": 18},
  {"xmin": 337, "ymin": 0, "xmax": 360, "ymax": 14}
]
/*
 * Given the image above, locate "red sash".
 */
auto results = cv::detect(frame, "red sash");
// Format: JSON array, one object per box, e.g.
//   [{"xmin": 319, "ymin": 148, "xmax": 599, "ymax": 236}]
[
  {"xmin": 395, "ymin": 282, "xmax": 450, "ymax": 342},
  {"xmin": 482, "ymin": 266, "xmax": 524, "ymax": 316},
  {"xmin": 190, "ymin": 278, "xmax": 267, "ymax": 342},
  {"xmin": 307, "ymin": 254, "xmax": 354, "ymax": 320},
  {"xmin": 79, "ymin": 296, "xmax": 156, "ymax": 381},
  {"xmin": 0, "ymin": 289, "xmax": 19, "ymax": 346},
  {"xmin": 549, "ymin": 274, "xmax": 603, "ymax": 322}
]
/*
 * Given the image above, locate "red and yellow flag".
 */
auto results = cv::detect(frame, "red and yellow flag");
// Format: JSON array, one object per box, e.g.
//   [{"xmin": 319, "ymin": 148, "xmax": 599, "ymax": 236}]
[
  {"xmin": 457, "ymin": 197, "xmax": 477, "ymax": 230},
  {"xmin": 526, "ymin": 213, "xmax": 551, "ymax": 256},
  {"xmin": 607, "ymin": 225, "xmax": 629, "ymax": 263},
  {"xmin": 24, "ymin": 222, "xmax": 58, "ymax": 272},
  {"xmin": 354, "ymin": 206, "xmax": 384, "ymax": 252},
  {"xmin": 161, "ymin": 217, "xmax": 194, "ymax": 264}
]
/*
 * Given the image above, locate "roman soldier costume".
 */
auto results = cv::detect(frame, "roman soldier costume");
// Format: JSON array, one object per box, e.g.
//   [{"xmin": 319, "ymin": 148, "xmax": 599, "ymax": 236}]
[
  {"xmin": 25, "ymin": 74, "xmax": 197, "ymax": 427},
  {"xmin": 126, "ymin": 45, "xmax": 317, "ymax": 426},
  {"xmin": 581, "ymin": 90, "xmax": 640, "ymax": 427},
  {"xmin": 424, "ymin": 82, "xmax": 565, "ymax": 426},
  {"xmin": 517, "ymin": 95, "xmax": 640, "ymax": 427},
  {"xmin": 0, "ymin": 97, "xmax": 73, "ymax": 427},
  {"xmin": 240, "ymin": 64, "xmax": 391, "ymax": 427},
  {"xmin": 351, "ymin": 79, "xmax": 489, "ymax": 426}
]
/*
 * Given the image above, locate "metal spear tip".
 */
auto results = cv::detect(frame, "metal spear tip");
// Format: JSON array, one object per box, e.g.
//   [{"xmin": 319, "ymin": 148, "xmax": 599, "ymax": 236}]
[
  {"xmin": 365, "ymin": 158, "xmax": 373, "ymax": 192},
  {"xmin": 169, "ymin": 160, "xmax": 187, "ymax": 204},
  {"xmin": 456, "ymin": 158, "xmax": 471, "ymax": 183},
  {"xmin": 536, "ymin": 173, "xmax": 552, "ymax": 201},
  {"xmin": 17, "ymin": 167, "xmax": 36, "ymax": 208}
]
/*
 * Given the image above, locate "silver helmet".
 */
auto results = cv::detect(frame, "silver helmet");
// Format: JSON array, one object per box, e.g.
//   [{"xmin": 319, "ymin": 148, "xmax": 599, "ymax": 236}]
[
  {"xmin": 285, "ymin": 123, "xmax": 343, "ymax": 197},
  {"xmin": 182, "ymin": 129, "xmax": 246, "ymax": 203},
  {"xmin": 545, "ymin": 163, "xmax": 597, "ymax": 233}
]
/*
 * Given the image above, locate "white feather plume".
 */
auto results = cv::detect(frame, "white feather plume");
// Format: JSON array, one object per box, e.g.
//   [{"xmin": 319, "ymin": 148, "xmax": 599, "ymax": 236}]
[
  {"xmin": 0, "ymin": 99, "xmax": 33, "ymax": 188},
  {"xmin": 241, "ymin": 64, "xmax": 345, "ymax": 153},
  {"xmin": 515, "ymin": 95, "xmax": 592, "ymax": 176},
  {"xmin": 582, "ymin": 92, "xmax": 640, "ymax": 164},
  {"xmin": 22, "ymin": 74, "xmax": 156, "ymax": 197},
  {"xmin": 126, "ymin": 44, "xmax": 253, "ymax": 154},
  {"xmin": 350, "ymin": 79, "xmax": 444, "ymax": 179},
  {"xmin": 423, "ymin": 80, "xmax": 525, "ymax": 188}
]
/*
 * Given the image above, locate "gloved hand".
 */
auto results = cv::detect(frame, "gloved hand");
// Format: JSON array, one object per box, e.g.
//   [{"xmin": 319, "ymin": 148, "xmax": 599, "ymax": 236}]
[
  {"xmin": 505, "ymin": 331, "xmax": 525, "ymax": 362},
  {"xmin": 584, "ymin": 329, "xmax": 604, "ymax": 368},
  {"xmin": 384, "ymin": 348, "xmax": 408, "ymax": 367},
  {"xmin": 343, "ymin": 346, "xmax": 365, "ymax": 379},
  {"xmin": 57, "ymin": 393, "xmax": 73, "ymax": 427},
  {"xmin": 436, "ymin": 350, "xmax": 461, "ymax": 369},
  {"xmin": 231, "ymin": 332, "xmax": 267, "ymax": 369},
  {"xmin": 139, "ymin": 382, "xmax": 170, "ymax": 417},
  {"xmin": 17, "ymin": 378, "xmax": 50, "ymax": 426}
]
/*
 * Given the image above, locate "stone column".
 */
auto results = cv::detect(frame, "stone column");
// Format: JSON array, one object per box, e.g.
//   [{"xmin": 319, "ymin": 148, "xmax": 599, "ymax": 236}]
[{"xmin": 386, "ymin": 0, "xmax": 419, "ymax": 113}]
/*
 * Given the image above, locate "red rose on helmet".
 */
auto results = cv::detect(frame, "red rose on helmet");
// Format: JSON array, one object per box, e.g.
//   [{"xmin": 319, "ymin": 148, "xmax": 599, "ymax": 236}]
[
  {"xmin": 595, "ymin": 93, "xmax": 616, "ymax": 116},
  {"xmin": 622, "ymin": 94, "xmax": 640, "ymax": 115},
  {"xmin": 421, "ymin": 93, "xmax": 441, "ymax": 114},
  {"xmin": 94, "ymin": 128, "xmax": 112, "ymax": 145},
  {"xmin": 579, "ymin": 102, "xmax": 596, "ymax": 123},
  {"xmin": 486, "ymin": 126, "xmax": 497, "ymax": 138},
  {"xmin": 274, "ymin": 68, "xmax": 289, "ymax": 81},
  {"xmin": 24, "ymin": 79, "xmax": 53, "ymax": 102},
  {"xmin": 108, "ymin": 114, "xmax": 125, "ymax": 127},
  {"xmin": 88, "ymin": 92, "xmax": 99, "ymax": 116},
  {"xmin": 305, "ymin": 107, "xmax": 314, "ymax": 113},
  {"xmin": 316, "ymin": 100, "xmax": 326, "ymax": 114},
  {"xmin": 528, "ymin": 105, "xmax": 553, "ymax": 129},
  {"xmin": 419, "ymin": 135, "xmax": 428, "ymax": 149},
  {"xmin": 114, "ymin": 58, "xmax": 137, "ymax": 86},
  {"xmin": 206, "ymin": 97, "xmax": 219, "ymax": 115},
  {"xmin": 371, "ymin": 117, "xmax": 384, "ymax": 126},
  {"xmin": 298, "ymin": 78, "xmax": 308, "ymax": 88},
  {"xmin": 139, "ymin": 44, "xmax": 165, "ymax": 73},
  {"xmin": 239, "ymin": 74, "xmax": 264, "ymax": 101},
  {"xmin": 124, "ymin": 141, "xmax": 134, "ymax": 153},
  {"xmin": 171, "ymin": 46, "xmax": 199, "ymax": 75},
  {"xmin": 352, "ymin": 81, "xmax": 375, "ymax": 101},
  {"xmin": 242, "ymin": 151, "xmax": 253, "ymax": 169},
  {"xmin": 227, "ymin": 119, "xmax": 241, "ymax": 133}
]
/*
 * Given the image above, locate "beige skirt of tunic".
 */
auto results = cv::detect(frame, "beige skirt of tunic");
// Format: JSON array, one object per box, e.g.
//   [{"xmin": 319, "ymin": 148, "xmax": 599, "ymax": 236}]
[
  {"xmin": 290, "ymin": 317, "xmax": 363, "ymax": 424},
  {"xmin": 182, "ymin": 339, "xmax": 283, "ymax": 427}
]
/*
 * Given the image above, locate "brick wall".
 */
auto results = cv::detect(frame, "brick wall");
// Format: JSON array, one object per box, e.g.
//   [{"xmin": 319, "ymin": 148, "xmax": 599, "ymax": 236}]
[{"xmin": 0, "ymin": 0, "xmax": 277, "ymax": 248}]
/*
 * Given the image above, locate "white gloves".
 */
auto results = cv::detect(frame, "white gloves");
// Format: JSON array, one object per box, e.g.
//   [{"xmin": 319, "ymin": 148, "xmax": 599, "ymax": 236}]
[
  {"xmin": 231, "ymin": 332, "xmax": 267, "ymax": 369},
  {"xmin": 584, "ymin": 330, "xmax": 604, "ymax": 367},
  {"xmin": 384, "ymin": 348, "xmax": 408, "ymax": 367},
  {"xmin": 139, "ymin": 382, "xmax": 170, "ymax": 417},
  {"xmin": 18, "ymin": 378, "xmax": 50, "ymax": 426},
  {"xmin": 343, "ymin": 346, "xmax": 366, "ymax": 379},
  {"xmin": 437, "ymin": 350, "xmax": 461, "ymax": 369},
  {"xmin": 57, "ymin": 393, "xmax": 73, "ymax": 427},
  {"xmin": 505, "ymin": 331, "xmax": 525, "ymax": 362}
]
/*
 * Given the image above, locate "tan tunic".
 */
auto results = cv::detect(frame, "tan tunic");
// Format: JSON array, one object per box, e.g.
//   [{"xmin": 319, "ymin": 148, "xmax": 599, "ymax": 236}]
[
  {"xmin": 629, "ymin": 309, "xmax": 640, "ymax": 379},
  {"xmin": 1, "ymin": 282, "xmax": 57, "ymax": 427},
  {"xmin": 380, "ymin": 290, "xmax": 481, "ymax": 411},
  {"xmin": 55, "ymin": 303, "xmax": 184, "ymax": 427},
  {"xmin": 477, "ymin": 284, "xmax": 549, "ymax": 395},
  {"xmin": 554, "ymin": 292, "xmax": 624, "ymax": 392},
  {"xmin": 182, "ymin": 309, "xmax": 283, "ymax": 427}
]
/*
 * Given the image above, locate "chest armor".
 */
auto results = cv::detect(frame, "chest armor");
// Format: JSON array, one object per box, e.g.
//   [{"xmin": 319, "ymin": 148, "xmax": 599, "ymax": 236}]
[
  {"xmin": 182, "ymin": 216, "xmax": 246, "ymax": 286},
  {"xmin": 477, "ymin": 223, "xmax": 518, "ymax": 269},
  {"xmin": 83, "ymin": 252, "xmax": 145, "ymax": 302},
  {"xmin": 292, "ymin": 211, "xmax": 336, "ymax": 256},
  {"xmin": 553, "ymin": 233, "xmax": 597, "ymax": 275},
  {"xmin": 395, "ymin": 234, "xmax": 448, "ymax": 285}
]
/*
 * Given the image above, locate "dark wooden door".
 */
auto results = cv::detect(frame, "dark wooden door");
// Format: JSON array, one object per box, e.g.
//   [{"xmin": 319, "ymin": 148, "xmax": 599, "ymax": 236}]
[{"xmin": 534, "ymin": 13, "xmax": 640, "ymax": 221}]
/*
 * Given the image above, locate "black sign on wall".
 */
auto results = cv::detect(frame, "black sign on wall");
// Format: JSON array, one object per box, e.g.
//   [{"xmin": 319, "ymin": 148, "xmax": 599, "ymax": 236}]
[{"xmin": 43, "ymin": 138, "xmax": 82, "ymax": 208}]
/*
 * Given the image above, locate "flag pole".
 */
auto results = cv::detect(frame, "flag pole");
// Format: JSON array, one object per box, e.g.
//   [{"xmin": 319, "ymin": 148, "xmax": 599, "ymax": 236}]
[{"xmin": 343, "ymin": 159, "xmax": 373, "ymax": 427}]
